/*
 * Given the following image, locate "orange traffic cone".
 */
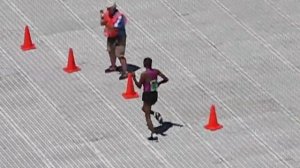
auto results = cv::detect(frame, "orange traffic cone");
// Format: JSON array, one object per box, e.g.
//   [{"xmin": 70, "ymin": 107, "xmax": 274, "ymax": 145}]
[
  {"xmin": 122, "ymin": 73, "xmax": 139, "ymax": 99},
  {"xmin": 21, "ymin": 25, "xmax": 36, "ymax": 51},
  {"xmin": 204, "ymin": 105, "xmax": 223, "ymax": 131},
  {"xmin": 63, "ymin": 48, "xmax": 80, "ymax": 73}
]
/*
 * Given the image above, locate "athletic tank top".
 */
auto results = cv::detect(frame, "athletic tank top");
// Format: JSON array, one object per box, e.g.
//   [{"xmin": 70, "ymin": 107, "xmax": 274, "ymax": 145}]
[{"xmin": 143, "ymin": 69, "xmax": 159, "ymax": 92}]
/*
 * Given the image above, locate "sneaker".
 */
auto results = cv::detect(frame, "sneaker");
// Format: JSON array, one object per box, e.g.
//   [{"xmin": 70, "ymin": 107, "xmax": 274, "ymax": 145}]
[
  {"xmin": 148, "ymin": 132, "xmax": 158, "ymax": 141},
  {"xmin": 154, "ymin": 112, "xmax": 163, "ymax": 124},
  {"xmin": 105, "ymin": 66, "xmax": 117, "ymax": 73},
  {"xmin": 148, "ymin": 135, "xmax": 158, "ymax": 141},
  {"xmin": 119, "ymin": 72, "xmax": 128, "ymax": 80}
]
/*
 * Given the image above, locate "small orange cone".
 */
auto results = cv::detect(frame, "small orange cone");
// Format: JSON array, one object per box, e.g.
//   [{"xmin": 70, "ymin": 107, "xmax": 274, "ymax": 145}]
[
  {"xmin": 122, "ymin": 73, "xmax": 139, "ymax": 99},
  {"xmin": 63, "ymin": 48, "xmax": 80, "ymax": 73},
  {"xmin": 21, "ymin": 25, "xmax": 36, "ymax": 51},
  {"xmin": 204, "ymin": 105, "xmax": 223, "ymax": 131}
]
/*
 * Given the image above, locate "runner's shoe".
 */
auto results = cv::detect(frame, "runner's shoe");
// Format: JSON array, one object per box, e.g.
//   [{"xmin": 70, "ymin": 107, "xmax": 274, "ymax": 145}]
[{"xmin": 154, "ymin": 112, "xmax": 163, "ymax": 124}]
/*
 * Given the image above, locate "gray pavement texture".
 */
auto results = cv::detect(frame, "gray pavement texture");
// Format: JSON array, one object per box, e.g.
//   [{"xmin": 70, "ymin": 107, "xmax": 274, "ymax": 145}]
[{"xmin": 0, "ymin": 0, "xmax": 300, "ymax": 167}]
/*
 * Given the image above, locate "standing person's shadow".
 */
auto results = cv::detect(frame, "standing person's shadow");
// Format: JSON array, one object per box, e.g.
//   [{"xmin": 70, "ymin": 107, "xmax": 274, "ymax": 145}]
[
  {"xmin": 116, "ymin": 64, "xmax": 140, "ymax": 73},
  {"xmin": 148, "ymin": 121, "xmax": 184, "ymax": 141}
]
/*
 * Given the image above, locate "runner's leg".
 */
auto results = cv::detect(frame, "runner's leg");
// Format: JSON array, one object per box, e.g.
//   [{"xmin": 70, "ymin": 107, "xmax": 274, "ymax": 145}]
[{"xmin": 142, "ymin": 102, "xmax": 155, "ymax": 133}]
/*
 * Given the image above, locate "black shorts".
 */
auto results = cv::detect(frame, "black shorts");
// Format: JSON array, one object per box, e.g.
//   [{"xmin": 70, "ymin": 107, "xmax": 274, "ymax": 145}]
[
  {"xmin": 107, "ymin": 36, "xmax": 126, "ymax": 46},
  {"xmin": 142, "ymin": 91, "xmax": 158, "ymax": 105},
  {"xmin": 107, "ymin": 36, "xmax": 126, "ymax": 56}
]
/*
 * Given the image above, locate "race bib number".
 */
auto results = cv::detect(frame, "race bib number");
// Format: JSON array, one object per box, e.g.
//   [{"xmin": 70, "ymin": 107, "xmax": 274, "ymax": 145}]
[{"xmin": 150, "ymin": 80, "xmax": 158, "ymax": 92}]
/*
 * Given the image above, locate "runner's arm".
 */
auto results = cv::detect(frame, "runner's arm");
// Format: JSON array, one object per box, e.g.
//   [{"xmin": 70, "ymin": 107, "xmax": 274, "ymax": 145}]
[
  {"xmin": 133, "ymin": 73, "xmax": 145, "ymax": 89},
  {"xmin": 157, "ymin": 70, "xmax": 168, "ymax": 87}
]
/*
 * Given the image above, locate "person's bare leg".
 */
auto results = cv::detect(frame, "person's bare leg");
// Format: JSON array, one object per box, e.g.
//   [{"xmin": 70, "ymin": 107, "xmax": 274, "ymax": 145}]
[
  {"xmin": 119, "ymin": 56, "xmax": 127, "ymax": 73},
  {"xmin": 116, "ymin": 45, "xmax": 128, "ymax": 77},
  {"xmin": 108, "ymin": 50, "xmax": 117, "ymax": 68},
  {"xmin": 142, "ymin": 103, "xmax": 155, "ymax": 133},
  {"xmin": 105, "ymin": 44, "xmax": 117, "ymax": 73}
]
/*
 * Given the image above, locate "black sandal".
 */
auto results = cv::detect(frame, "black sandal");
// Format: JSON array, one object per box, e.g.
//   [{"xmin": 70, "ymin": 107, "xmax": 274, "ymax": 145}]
[
  {"xmin": 119, "ymin": 72, "xmax": 128, "ymax": 80},
  {"xmin": 105, "ymin": 66, "xmax": 117, "ymax": 73}
]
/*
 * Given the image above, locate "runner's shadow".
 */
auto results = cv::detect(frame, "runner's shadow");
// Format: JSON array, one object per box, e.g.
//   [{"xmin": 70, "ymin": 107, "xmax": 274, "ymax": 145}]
[
  {"xmin": 116, "ymin": 64, "xmax": 140, "ymax": 73},
  {"xmin": 154, "ymin": 121, "xmax": 184, "ymax": 136}
]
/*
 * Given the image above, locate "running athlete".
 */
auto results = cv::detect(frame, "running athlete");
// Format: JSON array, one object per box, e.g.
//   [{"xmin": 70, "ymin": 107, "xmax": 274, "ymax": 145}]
[{"xmin": 133, "ymin": 57, "xmax": 168, "ymax": 139}]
